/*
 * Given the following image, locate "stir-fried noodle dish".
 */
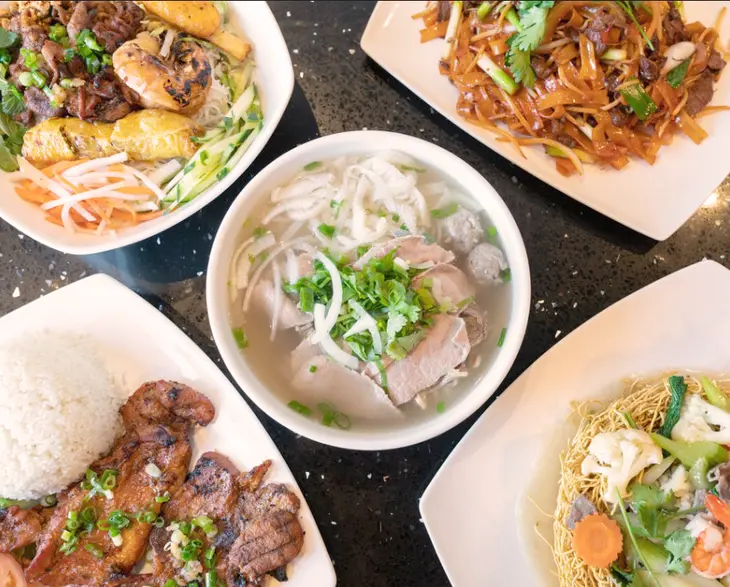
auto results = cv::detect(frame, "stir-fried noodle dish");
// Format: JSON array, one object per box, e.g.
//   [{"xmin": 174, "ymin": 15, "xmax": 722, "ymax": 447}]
[
  {"xmin": 555, "ymin": 374, "xmax": 730, "ymax": 586},
  {"xmin": 417, "ymin": 1, "xmax": 728, "ymax": 176},
  {"xmin": 0, "ymin": 1, "xmax": 260, "ymax": 234}
]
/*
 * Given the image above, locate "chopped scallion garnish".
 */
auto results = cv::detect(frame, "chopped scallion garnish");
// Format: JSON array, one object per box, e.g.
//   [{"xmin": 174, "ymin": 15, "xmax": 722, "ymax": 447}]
[
  {"xmin": 317, "ymin": 223, "xmax": 336, "ymax": 238},
  {"xmin": 232, "ymin": 327, "xmax": 248, "ymax": 349},
  {"xmin": 288, "ymin": 400, "xmax": 313, "ymax": 416},
  {"xmin": 85, "ymin": 543, "xmax": 104, "ymax": 559},
  {"xmin": 430, "ymin": 202, "xmax": 459, "ymax": 219},
  {"xmin": 303, "ymin": 161, "xmax": 322, "ymax": 171},
  {"xmin": 497, "ymin": 327, "xmax": 507, "ymax": 347},
  {"xmin": 436, "ymin": 401, "xmax": 446, "ymax": 414}
]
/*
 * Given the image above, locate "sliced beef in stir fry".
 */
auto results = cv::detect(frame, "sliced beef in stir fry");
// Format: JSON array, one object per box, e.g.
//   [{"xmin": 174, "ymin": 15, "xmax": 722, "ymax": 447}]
[
  {"xmin": 581, "ymin": 8, "xmax": 621, "ymax": 56},
  {"xmin": 64, "ymin": 66, "xmax": 134, "ymax": 122},
  {"xmin": 639, "ymin": 55, "xmax": 659, "ymax": 84},
  {"xmin": 66, "ymin": 1, "xmax": 144, "ymax": 53},
  {"xmin": 609, "ymin": 106, "xmax": 631, "ymax": 128},
  {"xmin": 663, "ymin": 5, "xmax": 688, "ymax": 45},
  {"xmin": 708, "ymin": 49, "xmax": 727, "ymax": 74},
  {"xmin": 685, "ymin": 70, "xmax": 715, "ymax": 116}
]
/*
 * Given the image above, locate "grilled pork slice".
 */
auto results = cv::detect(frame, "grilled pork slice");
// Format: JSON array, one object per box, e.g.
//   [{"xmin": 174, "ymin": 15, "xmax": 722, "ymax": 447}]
[
  {"xmin": 145, "ymin": 452, "xmax": 304, "ymax": 586},
  {"xmin": 25, "ymin": 381, "xmax": 214, "ymax": 586}
]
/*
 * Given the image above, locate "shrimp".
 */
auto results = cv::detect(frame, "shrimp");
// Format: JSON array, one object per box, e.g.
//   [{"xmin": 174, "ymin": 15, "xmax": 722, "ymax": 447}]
[
  {"xmin": 691, "ymin": 494, "xmax": 730, "ymax": 578},
  {"xmin": 112, "ymin": 31, "xmax": 212, "ymax": 115},
  {"xmin": 140, "ymin": 1, "xmax": 220, "ymax": 39}
]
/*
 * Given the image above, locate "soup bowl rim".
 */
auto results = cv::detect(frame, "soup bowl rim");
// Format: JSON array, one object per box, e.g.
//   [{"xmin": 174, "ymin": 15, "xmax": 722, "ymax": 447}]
[{"xmin": 206, "ymin": 130, "xmax": 531, "ymax": 450}]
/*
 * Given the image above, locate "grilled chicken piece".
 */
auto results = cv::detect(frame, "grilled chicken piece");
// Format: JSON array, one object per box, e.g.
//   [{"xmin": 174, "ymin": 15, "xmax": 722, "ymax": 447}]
[
  {"xmin": 0, "ymin": 506, "xmax": 44, "ymax": 553},
  {"xmin": 25, "ymin": 381, "xmax": 214, "ymax": 586},
  {"xmin": 144, "ymin": 452, "xmax": 303, "ymax": 587}
]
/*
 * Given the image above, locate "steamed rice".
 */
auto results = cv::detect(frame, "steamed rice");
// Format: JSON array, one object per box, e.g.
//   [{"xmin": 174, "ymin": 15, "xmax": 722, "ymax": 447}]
[{"xmin": 0, "ymin": 331, "xmax": 126, "ymax": 500}]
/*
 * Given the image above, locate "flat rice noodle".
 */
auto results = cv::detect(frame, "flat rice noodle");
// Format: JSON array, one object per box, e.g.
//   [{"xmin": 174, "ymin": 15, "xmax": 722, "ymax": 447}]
[
  {"xmin": 517, "ymin": 92, "xmax": 543, "ymax": 132},
  {"xmin": 578, "ymin": 34, "xmax": 599, "ymax": 81},
  {"xmin": 475, "ymin": 97, "xmax": 496, "ymax": 119},
  {"xmin": 654, "ymin": 79, "xmax": 678, "ymax": 110},
  {"xmin": 500, "ymin": 87, "xmax": 535, "ymax": 135},
  {"xmin": 536, "ymin": 88, "xmax": 607, "ymax": 110},
  {"xmin": 566, "ymin": 9, "xmax": 584, "ymax": 29},
  {"xmin": 453, "ymin": 71, "xmax": 489, "ymax": 88},
  {"xmin": 609, "ymin": 155, "xmax": 630, "ymax": 170},
  {"xmin": 606, "ymin": 28, "xmax": 621, "ymax": 44},
  {"xmin": 677, "ymin": 109, "xmax": 708, "ymax": 144},
  {"xmin": 685, "ymin": 22, "xmax": 705, "ymax": 37},
  {"xmin": 591, "ymin": 122, "xmax": 624, "ymax": 159},
  {"xmin": 689, "ymin": 42, "xmax": 710, "ymax": 76},
  {"xmin": 555, "ymin": 157, "xmax": 578, "ymax": 177},
  {"xmin": 420, "ymin": 20, "xmax": 448, "ymax": 43},
  {"xmin": 543, "ymin": 2, "xmax": 580, "ymax": 43},
  {"xmin": 645, "ymin": 1, "xmax": 662, "ymax": 42},
  {"xmin": 541, "ymin": 104, "xmax": 567, "ymax": 120},
  {"xmin": 488, "ymin": 36, "xmax": 508, "ymax": 55},
  {"xmin": 564, "ymin": 123, "xmax": 596, "ymax": 152},
  {"xmin": 555, "ymin": 43, "xmax": 579, "ymax": 65}
]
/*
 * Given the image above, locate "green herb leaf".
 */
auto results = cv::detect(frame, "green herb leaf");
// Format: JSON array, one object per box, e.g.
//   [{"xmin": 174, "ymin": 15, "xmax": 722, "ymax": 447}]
[
  {"xmin": 664, "ymin": 529, "xmax": 695, "ymax": 574},
  {"xmin": 610, "ymin": 565, "xmax": 634, "ymax": 586},
  {"xmin": 436, "ymin": 401, "xmax": 446, "ymax": 413},
  {"xmin": 0, "ymin": 138, "xmax": 18, "ymax": 172},
  {"xmin": 430, "ymin": 202, "xmax": 459, "ymax": 219},
  {"xmin": 666, "ymin": 59, "xmax": 690, "ymax": 88},
  {"xmin": 510, "ymin": 5, "xmax": 551, "ymax": 51},
  {"xmin": 317, "ymin": 223, "xmax": 336, "ymax": 238},
  {"xmin": 0, "ymin": 83, "xmax": 25, "ymax": 117},
  {"xmin": 0, "ymin": 28, "xmax": 17, "ymax": 49},
  {"xmin": 232, "ymin": 327, "xmax": 248, "ymax": 349},
  {"xmin": 505, "ymin": 43, "xmax": 536, "ymax": 87},
  {"xmin": 659, "ymin": 376, "xmax": 687, "ymax": 438}
]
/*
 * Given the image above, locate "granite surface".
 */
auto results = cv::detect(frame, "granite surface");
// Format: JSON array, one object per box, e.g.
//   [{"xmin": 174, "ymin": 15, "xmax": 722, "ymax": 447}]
[{"xmin": 0, "ymin": 2, "xmax": 729, "ymax": 586}]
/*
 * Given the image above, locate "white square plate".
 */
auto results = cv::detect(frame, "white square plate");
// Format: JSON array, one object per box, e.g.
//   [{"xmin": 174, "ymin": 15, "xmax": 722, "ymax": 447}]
[
  {"xmin": 361, "ymin": 2, "xmax": 730, "ymax": 240},
  {"xmin": 419, "ymin": 260, "xmax": 730, "ymax": 587},
  {"xmin": 0, "ymin": 1, "xmax": 294, "ymax": 254},
  {"xmin": 0, "ymin": 274, "xmax": 336, "ymax": 586}
]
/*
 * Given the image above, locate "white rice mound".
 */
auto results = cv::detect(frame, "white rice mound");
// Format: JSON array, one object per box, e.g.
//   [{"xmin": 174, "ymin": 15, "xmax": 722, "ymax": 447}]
[{"xmin": 0, "ymin": 331, "xmax": 126, "ymax": 500}]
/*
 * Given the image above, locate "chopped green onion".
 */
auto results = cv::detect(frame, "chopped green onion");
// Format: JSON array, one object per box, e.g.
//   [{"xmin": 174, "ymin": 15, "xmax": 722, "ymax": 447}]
[
  {"xmin": 164, "ymin": 580, "xmax": 180, "ymax": 587},
  {"xmin": 477, "ymin": 2, "xmax": 494, "ymax": 20},
  {"xmin": 232, "ymin": 327, "xmax": 248, "ymax": 349},
  {"xmin": 392, "ymin": 213, "xmax": 400, "ymax": 222},
  {"xmin": 205, "ymin": 571, "xmax": 218, "ymax": 587},
  {"xmin": 318, "ymin": 223, "xmax": 336, "ymax": 238},
  {"xmin": 332, "ymin": 411, "xmax": 351, "ymax": 430},
  {"xmin": 288, "ymin": 400, "xmax": 313, "ymax": 416},
  {"xmin": 497, "ymin": 327, "xmax": 507, "ymax": 347},
  {"xmin": 619, "ymin": 80, "xmax": 657, "ymax": 121},
  {"xmin": 303, "ymin": 161, "xmax": 321, "ymax": 171},
  {"xmin": 49, "ymin": 24, "xmax": 67, "ymax": 43},
  {"xmin": 600, "ymin": 48, "xmax": 627, "ymax": 62},
  {"xmin": 154, "ymin": 516, "xmax": 165, "ymax": 528},
  {"xmin": 503, "ymin": 6, "xmax": 522, "ymax": 31},
  {"xmin": 330, "ymin": 199, "xmax": 341, "ymax": 209},
  {"xmin": 178, "ymin": 521, "xmax": 192, "ymax": 535},
  {"xmin": 309, "ymin": 365, "xmax": 317, "ymax": 373},
  {"xmin": 101, "ymin": 469, "xmax": 117, "ymax": 490},
  {"xmin": 155, "ymin": 492, "xmax": 171, "ymax": 504},
  {"xmin": 61, "ymin": 529, "xmax": 73, "ymax": 542},
  {"xmin": 666, "ymin": 58, "xmax": 690, "ymax": 88},
  {"xmin": 41, "ymin": 494, "xmax": 57, "ymax": 507},
  {"xmin": 616, "ymin": 1, "xmax": 654, "ymax": 51},
  {"xmin": 138, "ymin": 510, "xmax": 157, "ymax": 524},
  {"xmin": 17, "ymin": 71, "xmax": 33, "ymax": 87},
  {"xmin": 252, "ymin": 226, "xmax": 267, "ymax": 239},
  {"xmin": 436, "ymin": 401, "xmax": 446, "ymax": 414},
  {"xmin": 397, "ymin": 164, "xmax": 425, "ymax": 173},
  {"xmin": 430, "ymin": 202, "xmax": 459, "ymax": 219},
  {"xmin": 63, "ymin": 48, "xmax": 75, "ymax": 62},
  {"xmin": 204, "ymin": 546, "xmax": 216, "ymax": 569},
  {"xmin": 500, "ymin": 268, "xmax": 512, "ymax": 282},
  {"xmin": 299, "ymin": 286, "xmax": 314, "ymax": 313},
  {"xmin": 486, "ymin": 225, "xmax": 498, "ymax": 243},
  {"xmin": 85, "ymin": 543, "xmax": 104, "ymax": 559},
  {"xmin": 477, "ymin": 54, "xmax": 519, "ymax": 95}
]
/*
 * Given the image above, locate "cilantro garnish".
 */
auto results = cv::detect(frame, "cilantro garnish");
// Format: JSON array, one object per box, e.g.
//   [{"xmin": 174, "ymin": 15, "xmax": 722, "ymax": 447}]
[
  {"xmin": 504, "ymin": 1, "xmax": 555, "ymax": 88},
  {"xmin": 284, "ymin": 250, "xmax": 441, "ymax": 363}
]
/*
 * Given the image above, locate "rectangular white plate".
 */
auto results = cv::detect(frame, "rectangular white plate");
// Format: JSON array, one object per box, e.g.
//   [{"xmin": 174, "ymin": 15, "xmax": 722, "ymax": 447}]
[
  {"xmin": 419, "ymin": 260, "xmax": 730, "ymax": 587},
  {"xmin": 0, "ymin": 1, "xmax": 294, "ymax": 255},
  {"xmin": 361, "ymin": 2, "xmax": 730, "ymax": 240},
  {"xmin": 0, "ymin": 274, "xmax": 336, "ymax": 587}
]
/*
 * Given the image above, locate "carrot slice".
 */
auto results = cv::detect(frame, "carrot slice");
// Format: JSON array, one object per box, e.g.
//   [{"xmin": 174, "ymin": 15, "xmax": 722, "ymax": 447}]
[{"xmin": 571, "ymin": 513, "xmax": 623, "ymax": 568}]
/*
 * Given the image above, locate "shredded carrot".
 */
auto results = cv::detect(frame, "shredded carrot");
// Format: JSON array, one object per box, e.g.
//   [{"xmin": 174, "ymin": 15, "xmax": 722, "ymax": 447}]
[{"xmin": 571, "ymin": 513, "xmax": 623, "ymax": 568}]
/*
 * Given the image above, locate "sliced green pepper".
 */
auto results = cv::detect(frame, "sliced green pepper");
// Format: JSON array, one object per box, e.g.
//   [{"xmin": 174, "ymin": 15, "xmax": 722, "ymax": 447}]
[{"xmin": 620, "ymin": 81, "xmax": 658, "ymax": 121}]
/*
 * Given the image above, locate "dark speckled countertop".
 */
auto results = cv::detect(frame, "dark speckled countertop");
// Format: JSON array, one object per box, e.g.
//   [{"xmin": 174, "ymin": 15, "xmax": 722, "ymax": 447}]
[{"xmin": 1, "ymin": 2, "xmax": 729, "ymax": 586}]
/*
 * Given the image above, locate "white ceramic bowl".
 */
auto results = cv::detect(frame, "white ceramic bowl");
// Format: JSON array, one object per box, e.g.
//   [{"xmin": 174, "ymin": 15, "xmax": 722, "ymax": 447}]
[
  {"xmin": 207, "ymin": 131, "xmax": 531, "ymax": 450},
  {"xmin": 0, "ymin": 1, "xmax": 293, "ymax": 255}
]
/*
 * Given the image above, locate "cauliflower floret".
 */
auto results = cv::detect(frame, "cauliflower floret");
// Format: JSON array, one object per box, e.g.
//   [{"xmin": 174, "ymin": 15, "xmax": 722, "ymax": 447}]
[
  {"xmin": 672, "ymin": 394, "xmax": 730, "ymax": 444},
  {"xmin": 581, "ymin": 429, "xmax": 662, "ymax": 505},
  {"xmin": 659, "ymin": 465, "xmax": 693, "ymax": 508}
]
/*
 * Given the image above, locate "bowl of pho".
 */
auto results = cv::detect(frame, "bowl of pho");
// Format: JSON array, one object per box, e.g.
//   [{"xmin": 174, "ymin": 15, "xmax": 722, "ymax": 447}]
[{"xmin": 207, "ymin": 131, "xmax": 530, "ymax": 449}]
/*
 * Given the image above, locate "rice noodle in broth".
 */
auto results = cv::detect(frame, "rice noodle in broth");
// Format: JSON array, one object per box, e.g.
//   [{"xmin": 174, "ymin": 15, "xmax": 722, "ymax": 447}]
[{"xmin": 228, "ymin": 151, "xmax": 513, "ymax": 429}]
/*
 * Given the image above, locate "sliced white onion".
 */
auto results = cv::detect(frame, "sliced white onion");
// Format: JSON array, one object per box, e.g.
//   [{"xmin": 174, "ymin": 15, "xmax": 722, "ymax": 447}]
[
  {"xmin": 63, "ymin": 153, "xmax": 128, "ymax": 177},
  {"xmin": 121, "ymin": 165, "xmax": 169, "ymax": 201},
  {"xmin": 313, "ymin": 304, "xmax": 359, "ymax": 370},
  {"xmin": 347, "ymin": 299, "xmax": 381, "ymax": 355},
  {"xmin": 343, "ymin": 316, "xmax": 373, "ymax": 338},
  {"xmin": 233, "ymin": 232, "xmax": 276, "ymax": 290},
  {"xmin": 285, "ymin": 249, "xmax": 299, "ymax": 283},
  {"xmin": 270, "ymin": 261, "xmax": 282, "ymax": 341},
  {"xmin": 661, "ymin": 41, "xmax": 696, "ymax": 76},
  {"xmin": 309, "ymin": 253, "xmax": 343, "ymax": 344},
  {"xmin": 112, "ymin": 534, "xmax": 123, "ymax": 547}
]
